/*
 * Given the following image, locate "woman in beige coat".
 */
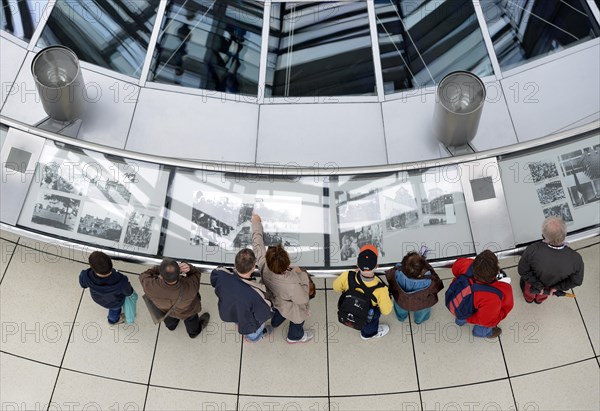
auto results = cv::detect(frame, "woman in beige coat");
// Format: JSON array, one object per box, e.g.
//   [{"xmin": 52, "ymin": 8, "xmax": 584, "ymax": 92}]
[{"xmin": 251, "ymin": 213, "xmax": 314, "ymax": 344}]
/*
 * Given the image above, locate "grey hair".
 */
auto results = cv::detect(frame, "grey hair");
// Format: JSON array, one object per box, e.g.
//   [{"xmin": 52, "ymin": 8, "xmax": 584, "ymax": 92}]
[{"xmin": 542, "ymin": 217, "xmax": 567, "ymax": 245}]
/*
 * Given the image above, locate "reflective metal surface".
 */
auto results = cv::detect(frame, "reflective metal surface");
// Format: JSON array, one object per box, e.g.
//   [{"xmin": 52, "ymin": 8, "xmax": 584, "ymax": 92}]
[
  {"xmin": 37, "ymin": 0, "xmax": 160, "ymax": 78},
  {"xmin": 374, "ymin": 0, "xmax": 494, "ymax": 94},
  {"xmin": 31, "ymin": 46, "xmax": 86, "ymax": 121},
  {"xmin": 433, "ymin": 71, "xmax": 486, "ymax": 146},
  {"xmin": 149, "ymin": 0, "xmax": 264, "ymax": 95},
  {"xmin": 0, "ymin": 0, "xmax": 49, "ymax": 41},
  {"xmin": 265, "ymin": 1, "xmax": 376, "ymax": 97},
  {"xmin": 480, "ymin": 0, "xmax": 600, "ymax": 71}
]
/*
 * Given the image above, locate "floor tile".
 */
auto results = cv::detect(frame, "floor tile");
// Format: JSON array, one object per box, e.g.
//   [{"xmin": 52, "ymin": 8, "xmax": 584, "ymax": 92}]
[
  {"xmin": 421, "ymin": 379, "xmax": 514, "ymax": 411},
  {"xmin": 145, "ymin": 386, "xmax": 237, "ymax": 411},
  {"xmin": 326, "ymin": 290, "xmax": 419, "ymax": 396},
  {"xmin": 0, "ymin": 247, "xmax": 83, "ymax": 365},
  {"xmin": 573, "ymin": 245, "xmax": 599, "ymax": 355},
  {"xmin": 500, "ymin": 268, "xmax": 595, "ymax": 376},
  {"xmin": 1, "ymin": 238, "xmax": 18, "ymax": 282},
  {"xmin": 511, "ymin": 359, "xmax": 600, "ymax": 411},
  {"xmin": 50, "ymin": 369, "xmax": 146, "ymax": 410},
  {"xmin": 570, "ymin": 235, "xmax": 600, "ymax": 250},
  {"xmin": 332, "ymin": 392, "xmax": 421, "ymax": 411},
  {"xmin": 238, "ymin": 396, "xmax": 330, "ymax": 411},
  {"xmin": 257, "ymin": 103, "xmax": 388, "ymax": 167},
  {"xmin": 412, "ymin": 279, "xmax": 507, "ymax": 390},
  {"xmin": 0, "ymin": 352, "xmax": 59, "ymax": 410},
  {"xmin": 149, "ymin": 284, "xmax": 241, "ymax": 394},
  {"xmin": 0, "ymin": 227, "xmax": 20, "ymax": 243},
  {"xmin": 239, "ymin": 290, "xmax": 328, "ymax": 396},
  {"xmin": 61, "ymin": 273, "xmax": 158, "ymax": 383}
]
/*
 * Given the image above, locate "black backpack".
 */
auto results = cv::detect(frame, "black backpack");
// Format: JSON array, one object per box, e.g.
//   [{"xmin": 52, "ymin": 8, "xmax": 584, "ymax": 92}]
[{"xmin": 337, "ymin": 271, "xmax": 386, "ymax": 330}]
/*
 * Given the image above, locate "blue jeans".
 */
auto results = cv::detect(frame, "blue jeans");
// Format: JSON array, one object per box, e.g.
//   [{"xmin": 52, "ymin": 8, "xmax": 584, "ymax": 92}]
[
  {"xmin": 361, "ymin": 308, "xmax": 381, "ymax": 338},
  {"xmin": 455, "ymin": 318, "xmax": 492, "ymax": 338},
  {"xmin": 245, "ymin": 323, "xmax": 266, "ymax": 342},
  {"xmin": 271, "ymin": 309, "xmax": 305, "ymax": 341},
  {"xmin": 107, "ymin": 307, "xmax": 122, "ymax": 324},
  {"xmin": 393, "ymin": 301, "xmax": 431, "ymax": 324}
]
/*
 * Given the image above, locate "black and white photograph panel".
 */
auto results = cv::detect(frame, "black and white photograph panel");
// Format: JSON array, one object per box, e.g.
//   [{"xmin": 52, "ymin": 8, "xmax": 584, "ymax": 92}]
[
  {"xmin": 32, "ymin": 194, "xmax": 81, "ymax": 231},
  {"xmin": 536, "ymin": 181, "xmax": 567, "ymax": 206},
  {"xmin": 190, "ymin": 191, "xmax": 255, "ymax": 248},
  {"xmin": 528, "ymin": 161, "xmax": 560, "ymax": 183},
  {"xmin": 543, "ymin": 202, "xmax": 574, "ymax": 223},
  {"xmin": 39, "ymin": 163, "xmax": 88, "ymax": 196},
  {"xmin": 339, "ymin": 223, "xmax": 385, "ymax": 262},
  {"xmin": 86, "ymin": 178, "xmax": 133, "ymax": 205},
  {"xmin": 558, "ymin": 146, "xmax": 600, "ymax": 208},
  {"xmin": 420, "ymin": 179, "xmax": 457, "ymax": 226},
  {"xmin": 336, "ymin": 190, "xmax": 381, "ymax": 232},
  {"xmin": 77, "ymin": 201, "xmax": 125, "ymax": 241},
  {"xmin": 124, "ymin": 211, "xmax": 155, "ymax": 249},
  {"xmin": 380, "ymin": 182, "xmax": 419, "ymax": 231}
]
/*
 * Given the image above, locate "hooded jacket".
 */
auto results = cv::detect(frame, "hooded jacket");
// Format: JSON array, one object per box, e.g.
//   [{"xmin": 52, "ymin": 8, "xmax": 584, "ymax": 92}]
[
  {"xmin": 79, "ymin": 268, "xmax": 133, "ymax": 309},
  {"xmin": 386, "ymin": 264, "xmax": 444, "ymax": 311}
]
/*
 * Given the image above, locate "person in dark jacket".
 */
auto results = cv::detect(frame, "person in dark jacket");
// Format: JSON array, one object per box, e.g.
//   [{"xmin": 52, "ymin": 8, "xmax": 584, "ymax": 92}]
[
  {"xmin": 211, "ymin": 249, "xmax": 273, "ymax": 343},
  {"xmin": 518, "ymin": 216, "xmax": 584, "ymax": 304},
  {"xmin": 386, "ymin": 252, "xmax": 444, "ymax": 324},
  {"xmin": 79, "ymin": 251, "xmax": 133, "ymax": 325},
  {"xmin": 140, "ymin": 258, "xmax": 209, "ymax": 338}
]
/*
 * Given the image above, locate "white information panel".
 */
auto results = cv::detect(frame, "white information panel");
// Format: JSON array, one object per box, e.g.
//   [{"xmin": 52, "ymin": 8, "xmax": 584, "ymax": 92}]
[
  {"xmin": 499, "ymin": 133, "xmax": 600, "ymax": 244},
  {"xmin": 18, "ymin": 141, "xmax": 171, "ymax": 255}
]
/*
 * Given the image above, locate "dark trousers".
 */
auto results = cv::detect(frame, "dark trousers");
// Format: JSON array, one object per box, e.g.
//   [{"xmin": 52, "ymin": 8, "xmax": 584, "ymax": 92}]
[
  {"xmin": 164, "ymin": 314, "xmax": 201, "ymax": 337},
  {"xmin": 271, "ymin": 309, "xmax": 305, "ymax": 341},
  {"xmin": 361, "ymin": 308, "xmax": 381, "ymax": 338}
]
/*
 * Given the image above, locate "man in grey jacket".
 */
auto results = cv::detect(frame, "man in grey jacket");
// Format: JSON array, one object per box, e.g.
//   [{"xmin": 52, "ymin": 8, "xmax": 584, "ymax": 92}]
[{"xmin": 518, "ymin": 217, "xmax": 584, "ymax": 304}]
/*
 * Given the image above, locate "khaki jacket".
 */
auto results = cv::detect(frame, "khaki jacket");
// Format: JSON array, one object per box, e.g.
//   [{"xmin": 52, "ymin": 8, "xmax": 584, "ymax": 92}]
[
  {"xmin": 252, "ymin": 220, "xmax": 310, "ymax": 324},
  {"xmin": 139, "ymin": 264, "xmax": 202, "ymax": 320}
]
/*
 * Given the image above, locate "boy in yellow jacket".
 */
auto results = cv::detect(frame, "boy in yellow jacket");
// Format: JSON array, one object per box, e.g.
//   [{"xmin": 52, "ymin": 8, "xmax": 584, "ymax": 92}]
[{"xmin": 333, "ymin": 244, "xmax": 393, "ymax": 339}]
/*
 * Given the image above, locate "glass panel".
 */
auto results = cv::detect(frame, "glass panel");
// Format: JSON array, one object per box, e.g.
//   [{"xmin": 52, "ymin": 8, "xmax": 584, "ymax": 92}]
[
  {"xmin": 163, "ymin": 170, "xmax": 328, "ymax": 267},
  {"xmin": 37, "ymin": 0, "xmax": 160, "ymax": 78},
  {"xmin": 0, "ymin": 124, "xmax": 8, "ymax": 150},
  {"xmin": 149, "ymin": 0, "xmax": 263, "ymax": 96},
  {"xmin": 266, "ymin": 2, "xmax": 376, "ymax": 97},
  {"xmin": 329, "ymin": 168, "xmax": 474, "ymax": 266},
  {"xmin": 480, "ymin": 0, "xmax": 599, "ymax": 72},
  {"xmin": 499, "ymin": 133, "xmax": 600, "ymax": 244},
  {"xmin": 374, "ymin": 0, "xmax": 494, "ymax": 94},
  {"xmin": 18, "ymin": 140, "xmax": 171, "ymax": 255},
  {"xmin": 1, "ymin": 0, "xmax": 49, "ymax": 41}
]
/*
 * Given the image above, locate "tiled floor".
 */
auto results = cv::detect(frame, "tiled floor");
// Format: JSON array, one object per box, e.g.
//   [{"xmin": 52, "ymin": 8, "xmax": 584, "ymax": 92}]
[{"xmin": 0, "ymin": 230, "xmax": 598, "ymax": 410}]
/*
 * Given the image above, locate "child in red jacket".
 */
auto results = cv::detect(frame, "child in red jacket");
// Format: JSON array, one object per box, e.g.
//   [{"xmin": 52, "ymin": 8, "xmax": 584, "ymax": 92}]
[{"xmin": 451, "ymin": 250, "xmax": 514, "ymax": 338}]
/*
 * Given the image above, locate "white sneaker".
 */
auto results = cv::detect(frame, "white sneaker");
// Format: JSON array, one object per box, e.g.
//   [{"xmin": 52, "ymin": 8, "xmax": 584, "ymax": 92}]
[
  {"xmin": 287, "ymin": 330, "xmax": 314, "ymax": 344},
  {"xmin": 361, "ymin": 324, "xmax": 390, "ymax": 340}
]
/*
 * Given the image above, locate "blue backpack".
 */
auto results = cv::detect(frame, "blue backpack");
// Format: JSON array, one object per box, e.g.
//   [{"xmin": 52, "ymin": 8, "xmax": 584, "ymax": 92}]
[{"xmin": 445, "ymin": 266, "xmax": 503, "ymax": 320}]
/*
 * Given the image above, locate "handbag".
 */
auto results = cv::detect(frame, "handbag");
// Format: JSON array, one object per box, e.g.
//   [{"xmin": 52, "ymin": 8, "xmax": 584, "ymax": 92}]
[
  {"xmin": 143, "ymin": 286, "xmax": 184, "ymax": 325},
  {"xmin": 124, "ymin": 291, "xmax": 138, "ymax": 324}
]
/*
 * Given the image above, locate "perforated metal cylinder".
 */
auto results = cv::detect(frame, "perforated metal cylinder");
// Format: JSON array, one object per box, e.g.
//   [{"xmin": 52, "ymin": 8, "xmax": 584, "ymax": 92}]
[
  {"xmin": 31, "ymin": 46, "xmax": 86, "ymax": 122},
  {"xmin": 433, "ymin": 71, "xmax": 486, "ymax": 147}
]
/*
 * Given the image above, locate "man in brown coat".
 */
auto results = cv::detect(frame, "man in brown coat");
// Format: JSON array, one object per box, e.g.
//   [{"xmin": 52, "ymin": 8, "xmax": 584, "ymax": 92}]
[{"xmin": 140, "ymin": 258, "xmax": 209, "ymax": 338}]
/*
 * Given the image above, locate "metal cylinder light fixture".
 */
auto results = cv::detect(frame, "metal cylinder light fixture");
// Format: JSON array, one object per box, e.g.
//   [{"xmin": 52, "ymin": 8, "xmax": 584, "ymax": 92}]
[
  {"xmin": 31, "ymin": 46, "xmax": 86, "ymax": 122},
  {"xmin": 433, "ymin": 71, "xmax": 486, "ymax": 147}
]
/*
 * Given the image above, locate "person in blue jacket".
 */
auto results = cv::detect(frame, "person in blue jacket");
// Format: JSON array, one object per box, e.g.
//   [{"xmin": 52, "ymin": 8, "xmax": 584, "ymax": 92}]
[
  {"xmin": 211, "ymin": 248, "xmax": 273, "ymax": 343},
  {"xmin": 79, "ymin": 251, "xmax": 134, "ymax": 325}
]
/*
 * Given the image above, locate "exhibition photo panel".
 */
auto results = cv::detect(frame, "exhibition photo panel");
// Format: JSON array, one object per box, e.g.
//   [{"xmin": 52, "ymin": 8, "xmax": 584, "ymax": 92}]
[
  {"xmin": 163, "ymin": 168, "xmax": 327, "ymax": 267},
  {"xmin": 18, "ymin": 141, "xmax": 170, "ymax": 254}
]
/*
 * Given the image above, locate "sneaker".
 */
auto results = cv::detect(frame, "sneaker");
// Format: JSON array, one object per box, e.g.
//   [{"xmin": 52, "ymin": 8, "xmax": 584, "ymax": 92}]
[
  {"xmin": 109, "ymin": 313, "xmax": 125, "ymax": 326},
  {"xmin": 189, "ymin": 313, "xmax": 211, "ymax": 339},
  {"xmin": 360, "ymin": 324, "xmax": 390, "ymax": 340},
  {"xmin": 286, "ymin": 330, "xmax": 314, "ymax": 344},
  {"xmin": 524, "ymin": 297, "xmax": 534, "ymax": 304},
  {"xmin": 486, "ymin": 326, "xmax": 502, "ymax": 339},
  {"xmin": 244, "ymin": 325, "xmax": 273, "ymax": 343}
]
